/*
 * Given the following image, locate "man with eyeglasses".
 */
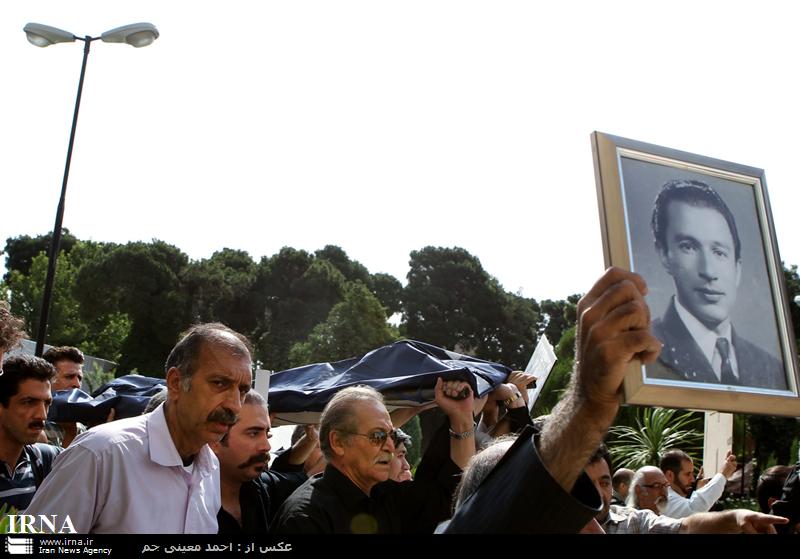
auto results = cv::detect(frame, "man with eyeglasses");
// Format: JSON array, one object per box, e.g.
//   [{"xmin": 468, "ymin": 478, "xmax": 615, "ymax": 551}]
[
  {"xmin": 587, "ymin": 445, "xmax": 786, "ymax": 533},
  {"xmin": 272, "ymin": 378, "xmax": 475, "ymax": 533},
  {"xmin": 628, "ymin": 466, "xmax": 671, "ymax": 513}
]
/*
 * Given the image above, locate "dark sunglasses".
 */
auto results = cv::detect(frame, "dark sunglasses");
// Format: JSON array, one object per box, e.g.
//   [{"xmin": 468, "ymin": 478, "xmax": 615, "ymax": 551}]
[{"xmin": 340, "ymin": 428, "xmax": 397, "ymax": 447}]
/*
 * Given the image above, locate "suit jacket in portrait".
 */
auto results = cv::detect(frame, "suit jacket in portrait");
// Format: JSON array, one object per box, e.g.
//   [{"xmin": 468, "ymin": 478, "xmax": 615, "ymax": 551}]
[{"xmin": 647, "ymin": 299, "xmax": 786, "ymax": 391}]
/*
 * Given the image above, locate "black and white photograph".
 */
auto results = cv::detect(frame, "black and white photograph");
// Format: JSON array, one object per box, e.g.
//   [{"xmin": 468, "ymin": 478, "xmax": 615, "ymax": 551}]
[{"xmin": 592, "ymin": 132, "xmax": 800, "ymax": 416}]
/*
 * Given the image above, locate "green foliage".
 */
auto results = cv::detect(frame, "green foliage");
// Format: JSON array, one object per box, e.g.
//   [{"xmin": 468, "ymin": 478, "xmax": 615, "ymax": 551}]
[
  {"xmin": 401, "ymin": 246, "xmax": 540, "ymax": 368},
  {"xmin": 74, "ymin": 240, "xmax": 191, "ymax": 374},
  {"xmin": 747, "ymin": 414, "xmax": 800, "ymax": 467},
  {"xmin": 403, "ymin": 415, "xmax": 422, "ymax": 467},
  {"xmin": 716, "ymin": 495, "xmax": 759, "ymax": 512},
  {"xmin": 3, "ymin": 229, "xmax": 78, "ymax": 280},
  {"xmin": 288, "ymin": 281, "xmax": 399, "ymax": 366},
  {"xmin": 538, "ymin": 295, "xmax": 580, "ymax": 349},
  {"xmin": 368, "ymin": 272, "xmax": 403, "ymax": 316},
  {"xmin": 607, "ymin": 407, "xmax": 703, "ymax": 470},
  {"xmin": 7, "ymin": 251, "xmax": 87, "ymax": 347},
  {"xmin": 83, "ymin": 362, "xmax": 116, "ymax": 393},
  {"xmin": 183, "ymin": 248, "xmax": 260, "ymax": 335},
  {"xmin": 0, "ymin": 502, "xmax": 17, "ymax": 533}
]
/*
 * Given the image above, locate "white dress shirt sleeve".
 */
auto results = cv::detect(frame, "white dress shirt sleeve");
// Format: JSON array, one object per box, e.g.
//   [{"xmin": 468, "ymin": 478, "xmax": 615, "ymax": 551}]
[
  {"xmin": 662, "ymin": 473, "xmax": 727, "ymax": 519},
  {"xmin": 25, "ymin": 445, "xmax": 101, "ymax": 534}
]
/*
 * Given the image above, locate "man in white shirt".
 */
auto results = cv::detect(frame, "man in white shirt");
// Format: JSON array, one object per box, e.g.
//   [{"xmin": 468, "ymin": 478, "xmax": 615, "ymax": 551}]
[
  {"xmin": 659, "ymin": 448, "xmax": 737, "ymax": 518},
  {"xmin": 26, "ymin": 322, "xmax": 253, "ymax": 533},
  {"xmin": 645, "ymin": 179, "xmax": 785, "ymax": 390}
]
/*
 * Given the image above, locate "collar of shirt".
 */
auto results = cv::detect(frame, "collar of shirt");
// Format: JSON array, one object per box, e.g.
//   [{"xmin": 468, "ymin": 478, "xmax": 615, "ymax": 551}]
[
  {"xmin": 0, "ymin": 448, "xmax": 30, "ymax": 478},
  {"xmin": 146, "ymin": 403, "xmax": 218, "ymax": 476},
  {"xmin": 604, "ymin": 504, "xmax": 630, "ymax": 526},
  {"xmin": 322, "ymin": 464, "xmax": 372, "ymax": 512},
  {"xmin": 673, "ymin": 297, "xmax": 737, "ymax": 379}
]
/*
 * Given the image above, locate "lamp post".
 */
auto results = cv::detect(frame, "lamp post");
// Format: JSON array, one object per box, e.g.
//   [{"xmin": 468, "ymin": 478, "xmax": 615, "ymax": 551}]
[{"xmin": 24, "ymin": 22, "xmax": 159, "ymax": 356}]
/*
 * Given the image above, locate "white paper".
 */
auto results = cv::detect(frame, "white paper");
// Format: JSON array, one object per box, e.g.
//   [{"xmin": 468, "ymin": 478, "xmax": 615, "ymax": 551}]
[
  {"xmin": 523, "ymin": 335, "xmax": 557, "ymax": 410},
  {"xmin": 255, "ymin": 369, "xmax": 271, "ymax": 404}
]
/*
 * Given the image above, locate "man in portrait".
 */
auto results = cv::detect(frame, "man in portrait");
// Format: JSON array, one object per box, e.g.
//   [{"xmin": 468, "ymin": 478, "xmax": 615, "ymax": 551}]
[{"xmin": 647, "ymin": 178, "xmax": 785, "ymax": 390}]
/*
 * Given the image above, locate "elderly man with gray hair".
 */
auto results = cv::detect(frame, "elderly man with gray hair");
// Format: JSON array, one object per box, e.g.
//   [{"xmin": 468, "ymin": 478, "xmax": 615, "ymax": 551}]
[
  {"xmin": 272, "ymin": 378, "xmax": 476, "ymax": 534},
  {"xmin": 27, "ymin": 322, "xmax": 253, "ymax": 533}
]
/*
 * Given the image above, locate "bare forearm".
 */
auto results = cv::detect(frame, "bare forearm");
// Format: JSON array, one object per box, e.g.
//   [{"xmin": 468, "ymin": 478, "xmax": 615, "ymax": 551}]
[
  {"xmin": 539, "ymin": 386, "xmax": 618, "ymax": 492},
  {"xmin": 286, "ymin": 436, "xmax": 316, "ymax": 465}
]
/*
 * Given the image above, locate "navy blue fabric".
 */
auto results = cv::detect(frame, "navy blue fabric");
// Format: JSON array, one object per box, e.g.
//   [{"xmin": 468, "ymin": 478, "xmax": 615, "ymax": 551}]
[
  {"xmin": 268, "ymin": 339, "xmax": 511, "ymax": 413},
  {"xmin": 47, "ymin": 375, "xmax": 166, "ymax": 424}
]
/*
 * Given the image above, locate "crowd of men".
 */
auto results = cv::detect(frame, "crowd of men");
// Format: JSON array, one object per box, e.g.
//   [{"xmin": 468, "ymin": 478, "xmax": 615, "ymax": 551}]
[{"xmin": 1, "ymin": 265, "xmax": 798, "ymax": 534}]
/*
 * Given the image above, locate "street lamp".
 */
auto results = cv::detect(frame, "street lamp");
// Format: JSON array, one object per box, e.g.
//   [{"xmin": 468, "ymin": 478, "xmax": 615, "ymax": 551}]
[{"xmin": 24, "ymin": 22, "xmax": 159, "ymax": 356}]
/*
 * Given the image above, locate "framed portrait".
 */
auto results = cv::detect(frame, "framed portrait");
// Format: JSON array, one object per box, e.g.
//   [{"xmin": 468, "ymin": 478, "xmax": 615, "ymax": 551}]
[{"xmin": 591, "ymin": 132, "xmax": 800, "ymax": 416}]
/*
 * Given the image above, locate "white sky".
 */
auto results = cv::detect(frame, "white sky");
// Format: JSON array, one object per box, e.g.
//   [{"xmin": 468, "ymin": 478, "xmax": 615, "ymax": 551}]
[{"xmin": 2, "ymin": 1, "xmax": 799, "ymax": 302}]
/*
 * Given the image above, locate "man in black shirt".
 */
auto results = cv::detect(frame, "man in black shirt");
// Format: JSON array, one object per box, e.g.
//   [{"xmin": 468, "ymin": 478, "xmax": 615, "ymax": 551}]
[
  {"xmin": 272, "ymin": 378, "xmax": 475, "ymax": 534},
  {"xmin": 211, "ymin": 391, "xmax": 306, "ymax": 534}
]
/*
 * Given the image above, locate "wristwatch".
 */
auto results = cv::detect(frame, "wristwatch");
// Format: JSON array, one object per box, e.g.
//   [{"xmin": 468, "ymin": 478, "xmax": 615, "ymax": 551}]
[{"xmin": 504, "ymin": 391, "xmax": 522, "ymax": 408}]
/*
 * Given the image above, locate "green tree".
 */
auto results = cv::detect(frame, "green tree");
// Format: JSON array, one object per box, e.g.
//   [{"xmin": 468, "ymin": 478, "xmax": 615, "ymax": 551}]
[
  {"xmin": 6, "ymin": 251, "xmax": 87, "ymax": 347},
  {"xmin": 74, "ymin": 241, "xmax": 191, "ymax": 375},
  {"xmin": 368, "ymin": 272, "xmax": 403, "ymax": 317},
  {"xmin": 402, "ymin": 246, "xmax": 538, "ymax": 367},
  {"xmin": 3, "ymin": 229, "xmax": 78, "ymax": 280},
  {"xmin": 289, "ymin": 281, "xmax": 399, "ymax": 366},
  {"xmin": 607, "ymin": 407, "xmax": 704, "ymax": 470},
  {"xmin": 538, "ymin": 295, "xmax": 579, "ymax": 348},
  {"xmin": 183, "ymin": 248, "xmax": 260, "ymax": 335},
  {"xmin": 253, "ymin": 248, "xmax": 347, "ymax": 371}
]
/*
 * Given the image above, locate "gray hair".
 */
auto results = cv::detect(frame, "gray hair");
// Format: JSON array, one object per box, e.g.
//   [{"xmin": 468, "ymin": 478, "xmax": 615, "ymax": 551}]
[
  {"xmin": 453, "ymin": 436, "xmax": 517, "ymax": 512},
  {"xmin": 143, "ymin": 386, "xmax": 168, "ymax": 414},
  {"xmin": 164, "ymin": 322, "xmax": 253, "ymax": 391},
  {"xmin": 319, "ymin": 385, "xmax": 384, "ymax": 461},
  {"xmin": 627, "ymin": 467, "xmax": 657, "ymax": 508},
  {"xmin": 243, "ymin": 389, "xmax": 267, "ymax": 410}
]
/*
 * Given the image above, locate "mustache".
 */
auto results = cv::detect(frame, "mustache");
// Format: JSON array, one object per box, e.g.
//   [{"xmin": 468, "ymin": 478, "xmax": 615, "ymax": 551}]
[
  {"xmin": 238, "ymin": 453, "xmax": 270, "ymax": 469},
  {"xmin": 207, "ymin": 408, "xmax": 238, "ymax": 425},
  {"xmin": 28, "ymin": 421, "xmax": 45, "ymax": 430},
  {"xmin": 374, "ymin": 452, "xmax": 393, "ymax": 464}
]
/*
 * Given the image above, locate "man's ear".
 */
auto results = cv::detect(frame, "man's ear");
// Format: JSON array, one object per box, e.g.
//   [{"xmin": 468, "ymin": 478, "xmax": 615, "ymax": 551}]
[
  {"xmin": 329, "ymin": 430, "xmax": 347, "ymax": 457},
  {"xmin": 166, "ymin": 367, "xmax": 183, "ymax": 396},
  {"xmin": 664, "ymin": 470, "xmax": 675, "ymax": 484}
]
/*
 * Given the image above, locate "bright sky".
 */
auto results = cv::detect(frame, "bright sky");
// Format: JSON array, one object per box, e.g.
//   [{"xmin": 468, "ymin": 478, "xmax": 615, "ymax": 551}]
[{"xmin": 2, "ymin": 1, "xmax": 799, "ymax": 302}]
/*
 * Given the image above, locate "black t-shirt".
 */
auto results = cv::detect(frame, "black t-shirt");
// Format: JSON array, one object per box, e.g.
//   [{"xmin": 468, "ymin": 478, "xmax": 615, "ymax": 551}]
[{"xmin": 217, "ymin": 468, "xmax": 307, "ymax": 535}]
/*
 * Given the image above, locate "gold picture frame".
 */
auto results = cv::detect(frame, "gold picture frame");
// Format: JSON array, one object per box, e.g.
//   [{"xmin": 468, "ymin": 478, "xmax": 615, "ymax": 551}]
[{"xmin": 591, "ymin": 131, "xmax": 800, "ymax": 416}]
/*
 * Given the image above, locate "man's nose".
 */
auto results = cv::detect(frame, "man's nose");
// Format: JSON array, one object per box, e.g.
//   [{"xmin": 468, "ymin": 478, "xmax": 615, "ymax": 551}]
[
  {"xmin": 34, "ymin": 401, "xmax": 48, "ymax": 421},
  {"xmin": 69, "ymin": 379, "xmax": 81, "ymax": 389},
  {"xmin": 225, "ymin": 387, "xmax": 244, "ymax": 415},
  {"xmin": 383, "ymin": 435, "xmax": 396, "ymax": 452},
  {"xmin": 697, "ymin": 249, "xmax": 718, "ymax": 281},
  {"xmin": 258, "ymin": 433, "xmax": 272, "ymax": 454}
]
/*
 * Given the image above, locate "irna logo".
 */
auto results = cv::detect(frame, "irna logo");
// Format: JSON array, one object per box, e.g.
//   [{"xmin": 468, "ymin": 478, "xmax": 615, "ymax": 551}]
[{"xmin": 7, "ymin": 515, "xmax": 76, "ymax": 534}]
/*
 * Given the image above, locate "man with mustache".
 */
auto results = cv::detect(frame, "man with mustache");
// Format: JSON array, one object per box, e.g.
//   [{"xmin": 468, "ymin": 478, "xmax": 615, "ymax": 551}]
[
  {"xmin": 646, "ymin": 179, "xmax": 785, "ymax": 389},
  {"xmin": 587, "ymin": 445, "xmax": 786, "ymax": 533},
  {"xmin": 272, "ymin": 378, "xmax": 476, "ymax": 533},
  {"xmin": 211, "ymin": 390, "xmax": 308, "ymax": 534},
  {"xmin": 0, "ymin": 355, "xmax": 62, "ymax": 512},
  {"xmin": 26, "ymin": 323, "xmax": 253, "ymax": 533},
  {"xmin": 628, "ymin": 466, "xmax": 670, "ymax": 513},
  {"xmin": 659, "ymin": 448, "xmax": 737, "ymax": 518}
]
